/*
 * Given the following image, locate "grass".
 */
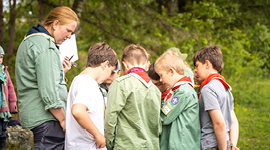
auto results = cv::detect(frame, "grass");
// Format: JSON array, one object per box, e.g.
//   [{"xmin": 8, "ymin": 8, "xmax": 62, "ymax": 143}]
[
  {"xmin": 235, "ymin": 79, "xmax": 270, "ymax": 149},
  {"xmin": 5, "ymin": 78, "xmax": 270, "ymax": 150}
]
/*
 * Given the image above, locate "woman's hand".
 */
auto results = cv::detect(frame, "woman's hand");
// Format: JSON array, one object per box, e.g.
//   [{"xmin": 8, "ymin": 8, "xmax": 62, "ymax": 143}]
[
  {"xmin": 63, "ymin": 56, "xmax": 72, "ymax": 74},
  {"xmin": 59, "ymin": 119, "xmax": 66, "ymax": 132}
]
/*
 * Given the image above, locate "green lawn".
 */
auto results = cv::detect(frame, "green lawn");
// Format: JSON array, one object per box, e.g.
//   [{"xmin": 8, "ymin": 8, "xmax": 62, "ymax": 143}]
[
  {"xmin": 235, "ymin": 79, "xmax": 270, "ymax": 149},
  {"xmin": 6, "ymin": 79, "xmax": 270, "ymax": 150}
]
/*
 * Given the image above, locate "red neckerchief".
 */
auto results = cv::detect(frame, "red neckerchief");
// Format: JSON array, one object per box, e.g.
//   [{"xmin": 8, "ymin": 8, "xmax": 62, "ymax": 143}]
[
  {"xmin": 161, "ymin": 89, "xmax": 171, "ymax": 99},
  {"xmin": 172, "ymin": 76, "xmax": 194, "ymax": 91},
  {"xmin": 166, "ymin": 76, "xmax": 193, "ymax": 102},
  {"xmin": 199, "ymin": 73, "xmax": 231, "ymax": 100},
  {"xmin": 125, "ymin": 67, "xmax": 151, "ymax": 88}
]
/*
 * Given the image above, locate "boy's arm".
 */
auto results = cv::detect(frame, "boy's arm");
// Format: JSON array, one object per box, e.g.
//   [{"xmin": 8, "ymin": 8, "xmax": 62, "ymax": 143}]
[
  {"xmin": 72, "ymin": 103, "xmax": 106, "ymax": 149},
  {"xmin": 208, "ymin": 109, "xmax": 227, "ymax": 150},
  {"xmin": 105, "ymin": 81, "xmax": 126, "ymax": 150},
  {"xmin": 230, "ymin": 110, "xmax": 239, "ymax": 150},
  {"xmin": 161, "ymin": 90, "xmax": 194, "ymax": 125},
  {"xmin": 158, "ymin": 116, "xmax": 162, "ymax": 135}
]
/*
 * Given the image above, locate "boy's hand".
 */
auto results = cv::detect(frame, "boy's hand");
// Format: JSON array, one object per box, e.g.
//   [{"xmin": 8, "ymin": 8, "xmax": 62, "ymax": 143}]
[
  {"xmin": 231, "ymin": 145, "xmax": 239, "ymax": 150},
  {"xmin": 93, "ymin": 132, "xmax": 106, "ymax": 148}
]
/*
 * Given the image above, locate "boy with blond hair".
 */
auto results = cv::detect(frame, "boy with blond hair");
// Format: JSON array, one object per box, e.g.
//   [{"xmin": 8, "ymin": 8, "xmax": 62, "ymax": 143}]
[
  {"xmin": 105, "ymin": 44, "xmax": 161, "ymax": 150},
  {"xmin": 193, "ymin": 45, "xmax": 239, "ymax": 150},
  {"xmin": 166, "ymin": 47, "xmax": 194, "ymax": 84},
  {"xmin": 65, "ymin": 42, "xmax": 118, "ymax": 149},
  {"xmin": 155, "ymin": 50, "xmax": 200, "ymax": 150}
]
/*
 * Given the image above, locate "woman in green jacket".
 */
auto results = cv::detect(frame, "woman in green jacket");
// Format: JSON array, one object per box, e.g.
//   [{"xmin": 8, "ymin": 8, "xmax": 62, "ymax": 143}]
[{"xmin": 15, "ymin": 6, "xmax": 78, "ymax": 150}]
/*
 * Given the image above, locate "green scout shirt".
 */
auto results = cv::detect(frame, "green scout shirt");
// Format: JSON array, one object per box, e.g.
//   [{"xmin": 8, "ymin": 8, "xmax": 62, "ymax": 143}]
[
  {"xmin": 105, "ymin": 74, "xmax": 162, "ymax": 150},
  {"xmin": 15, "ymin": 33, "xmax": 67, "ymax": 129},
  {"xmin": 160, "ymin": 83, "xmax": 201, "ymax": 150}
]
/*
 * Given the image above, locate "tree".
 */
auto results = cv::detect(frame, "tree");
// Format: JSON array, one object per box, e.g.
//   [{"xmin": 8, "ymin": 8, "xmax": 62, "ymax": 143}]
[
  {"xmin": 38, "ymin": 0, "xmax": 44, "ymax": 23},
  {"xmin": 8, "ymin": 0, "xmax": 16, "ymax": 56},
  {"xmin": 72, "ymin": 0, "xmax": 87, "ymax": 36},
  {"xmin": 0, "ymin": 0, "xmax": 4, "ymax": 45}
]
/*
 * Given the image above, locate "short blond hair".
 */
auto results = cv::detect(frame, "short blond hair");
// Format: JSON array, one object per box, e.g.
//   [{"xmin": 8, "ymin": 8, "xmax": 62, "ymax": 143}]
[{"xmin": 155, "ymin": 50, "xmax": 185, "ymax": 75}]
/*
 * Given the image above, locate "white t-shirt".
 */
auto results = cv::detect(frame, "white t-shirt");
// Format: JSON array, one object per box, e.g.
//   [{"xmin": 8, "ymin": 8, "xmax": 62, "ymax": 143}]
[{"xmin": 65, "ymin": 74, "xmax": 106, "ymax": 150}]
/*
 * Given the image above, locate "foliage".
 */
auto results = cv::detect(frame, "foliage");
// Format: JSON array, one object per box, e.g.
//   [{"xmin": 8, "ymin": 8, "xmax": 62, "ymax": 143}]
[
  {"xmin": 1, "ymin": 1, "xmax": 270, "ymax": 148},
  {"xmin": 1, "ymin": 0, "xmax": 268, "ymax": 102}
]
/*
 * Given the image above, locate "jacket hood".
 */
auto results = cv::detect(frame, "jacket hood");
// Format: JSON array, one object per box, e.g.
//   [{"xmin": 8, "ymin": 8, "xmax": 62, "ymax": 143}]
[
  {"xmin": 26, "ymin": 24, "xmax": 53, "ymax": 38},
  {"xmin": 25, "ymin": 24, "xmax": 58, "ymax": 49}
]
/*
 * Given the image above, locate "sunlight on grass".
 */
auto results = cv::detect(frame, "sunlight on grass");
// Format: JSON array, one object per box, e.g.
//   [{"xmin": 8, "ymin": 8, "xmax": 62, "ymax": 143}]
[{"xmin": 235, "ymin": 79, "xmax": 270, "ymax": 149}]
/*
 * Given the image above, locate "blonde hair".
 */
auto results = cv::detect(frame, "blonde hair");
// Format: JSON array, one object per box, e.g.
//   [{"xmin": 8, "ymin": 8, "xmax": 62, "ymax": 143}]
[
  {"xmin": 155, "ymin": 50, "xmax": 185, "ymax": 75},
  {"xmin": 44, "ymin": 6, "xmax": 79, "ymax": 27}
]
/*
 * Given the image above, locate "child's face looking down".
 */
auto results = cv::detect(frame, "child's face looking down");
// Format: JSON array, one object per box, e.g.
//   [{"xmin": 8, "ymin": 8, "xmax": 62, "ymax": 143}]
[
  {"xmin": 0, "ymin": 55, "xmax": 3, "ymax": 65},
  {"xmin": 99, "ymin": 65, "xmax": 116, "ymax": 84},
  {"xmin": 194, "ymin": 60, "xmax": 208, "ymax": 83},
  {"xmin": 194, "ymin": 71, "xmax": 203, "ymax": 85},
  {"xmin": 105, "ymin": 71, "xmax": 121, "ymax": 84},
  {"xmin": 151, "ymin": 79, "xmax": 169, "ymax": 93},
  {"xmin": 155, "ymin": 69, "xmax": 175, "ymax": 89}
]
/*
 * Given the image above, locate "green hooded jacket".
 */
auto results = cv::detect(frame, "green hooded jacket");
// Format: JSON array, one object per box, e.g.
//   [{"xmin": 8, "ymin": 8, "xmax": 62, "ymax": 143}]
[{"xmin": 15, "ymin": 33, "xmax": 67, "ymax": 129}]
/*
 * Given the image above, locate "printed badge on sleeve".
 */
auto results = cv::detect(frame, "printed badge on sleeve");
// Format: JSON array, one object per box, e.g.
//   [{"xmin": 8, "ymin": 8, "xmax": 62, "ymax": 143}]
[
  {"xmin": 171, "ymin": 97, "xmax": 179, "ymax": 105},
  {"xmin": 162, "ymin": 104, "xmax": 172, "ymax": 115}
]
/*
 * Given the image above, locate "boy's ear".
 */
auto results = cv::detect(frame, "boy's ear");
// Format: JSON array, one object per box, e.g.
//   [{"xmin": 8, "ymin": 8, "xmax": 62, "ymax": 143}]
[
  {"xmin": 145, "ymin": 61, "xmax": 151, "ymax": 71},
  {"xmin": 122, "ymin": 61, "xmax": 128, "ymax": 70},
  {"xmin": 169, "ymin": 68, "xmax": 175, "ymax": 76},
  {"xmin": 101, "ymin": 60, "xmax": 109, "ymax": 69},
  {"xmin": 205, "ymin": 60, "xmax": 211, "ymax": 69}
]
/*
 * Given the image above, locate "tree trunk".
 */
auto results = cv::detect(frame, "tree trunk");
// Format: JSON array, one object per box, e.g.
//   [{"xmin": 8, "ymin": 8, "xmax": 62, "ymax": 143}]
[
  {"xmin": 165, "ymin": 0, "xmax": 179, "ymax": 16},
  {"xmin": 156, "ymin": 0, "xmax": 165, "ymax": 14},
  {"xmin": 156, "ymin": 0, "xmax": 184, "ymax": 15},
  {"xmin": 0, "ymin": 0, "xmax": 4, "ymax": 45},
  {"xmin": 59, "ymin": 0, "xmax": 63, "ymax": 6},
  {"xmin": 178, "ymin": 0, "xmax": 187, "ymax": 13},
  {"xmin": 8, "ymin": 0, "xmax": 16, "ymax": 56},
  {"xmin": 72, "ymin": 0, "xmax": 87, "ymax": 36},
  {"xmin": 38, "ymin": 0, "xmax": 44, "ymax": 24},
  {"xmin": 67, "ymin": 0, "xmax": 70, "ymax": 7}
]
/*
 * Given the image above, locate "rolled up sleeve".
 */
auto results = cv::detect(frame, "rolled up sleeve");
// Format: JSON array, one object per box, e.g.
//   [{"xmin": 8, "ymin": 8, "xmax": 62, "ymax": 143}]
[{"xmin": 35, "ymin": 47, "xmax": 64, "ymax": 110}]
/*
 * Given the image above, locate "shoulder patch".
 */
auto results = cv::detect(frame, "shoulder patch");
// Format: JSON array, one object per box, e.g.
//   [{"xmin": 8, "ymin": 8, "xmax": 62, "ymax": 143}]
[
  {"xmin": 171, "ymin": 97, "xmax": 179, "ymax": 105},
  {"xmin": 161, "ymin": 104, "xmax": 172, "ymax": 115}
]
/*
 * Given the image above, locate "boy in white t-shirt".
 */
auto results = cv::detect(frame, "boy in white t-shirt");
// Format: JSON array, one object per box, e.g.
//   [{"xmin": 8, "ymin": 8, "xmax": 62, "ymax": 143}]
[{"xmin": 65, "ymin": 42, "xmax": 118, "ymax": 150}]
